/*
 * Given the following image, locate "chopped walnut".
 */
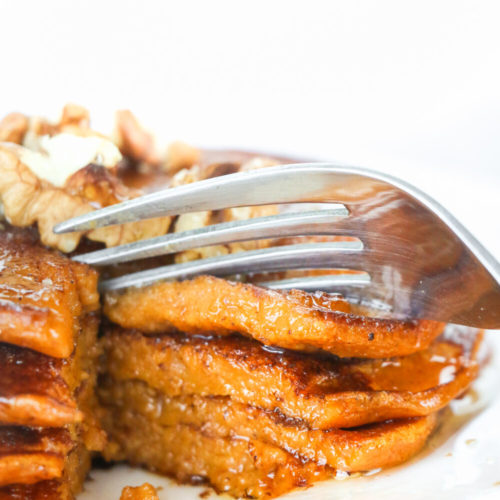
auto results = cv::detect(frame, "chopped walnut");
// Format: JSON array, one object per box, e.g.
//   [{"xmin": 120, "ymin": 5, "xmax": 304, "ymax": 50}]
[
  {"xmin": 169, "ymin": 164, "xmax": 204, "ymax": 187},
  {"xmin": 60, "ymin": 103, "xmax": 90, "ymax": 129},
  {"xmin": 0, "ymin": 104, "xmax": 283, "ymax": 257},
  {"xmin": 0, "ymin": 143, "xmax": 87, "ymax": 252},
  {"xmin": 0, "ymin": 105, "xmax": 172, "ymax": 252},
  {"xmin": 0, "ymin": 143, "xmax": 171, "ymax": 252},
  {"xmin": 0, "ymin": 113, "xmax": 29, "ymax": 144},
  {"xmin": 115, "ymin": 110, "xmax": 161, "ymax": 166},
  {"xmin": 165, "ymin": 140, "xmax": 201, "ymax": 174},
  {"xmin": 119, "ymin": 483, "xmax": 160, "ymax": 500},
  {"xmin": 172, "ymin": 157, "xmax": 280, "ymax": 263},
  {"xmin": 173, "ymin": 210, "xmax": 229, "ymax": 263}
]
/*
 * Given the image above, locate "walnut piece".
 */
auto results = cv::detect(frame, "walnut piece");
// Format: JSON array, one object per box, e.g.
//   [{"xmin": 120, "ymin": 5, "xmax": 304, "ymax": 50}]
[
  {"xmin": 172, "ymin": 157, "xmax": 280, "ymax": 263},
  {"xmin": 165, "ymin": 140, "xmax": 201, "ymax": 174},
  {"xmin": 0, "ymin": 105, "xmax": 172, "ymax": 252},
  {"xmin": 115, "ymin": 110, "xmax": 161, "ymax": 166},
  {"xmin": 1, "ymin": 145, "xmax": 173, "ymax": 251},
  {"xmin": 60, "ymin": 103, "xmax": 90, "ymax": 129},
  {"xmin": 0, "ymin": 113, "xmax": 29, "ymax": 144},
  {"xmin": 0, "ymin": 105, "xmax": 281, "ymax": 256}
]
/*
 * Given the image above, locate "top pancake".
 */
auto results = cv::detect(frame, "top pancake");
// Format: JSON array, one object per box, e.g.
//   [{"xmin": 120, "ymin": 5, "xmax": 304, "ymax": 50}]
[
  {"xmin": 0, "ymin": 227, "xmax": 99, "ymax": 357},
  {"xmin": 104, "ymin": 275, "xmax": 444, "ymax": 358}
]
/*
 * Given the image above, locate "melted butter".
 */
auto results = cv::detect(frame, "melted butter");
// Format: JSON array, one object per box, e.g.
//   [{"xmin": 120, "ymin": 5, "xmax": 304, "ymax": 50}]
[{"xmin": 20, "ymin": 132, "xmax": 122, "ymax": 186}]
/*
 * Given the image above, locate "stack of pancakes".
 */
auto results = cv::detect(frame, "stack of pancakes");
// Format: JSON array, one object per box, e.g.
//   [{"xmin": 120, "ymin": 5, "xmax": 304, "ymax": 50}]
[
  {"xmin": 0, "ymin": 228, "xmax": 104, "ymax": 499},
  {"xmin": 0, "ymin": 105, "xmax": 485, "ymax": 499},
  {"xmin": 99, "ymin": 276, "xmax": 483, "ymax": 498}
]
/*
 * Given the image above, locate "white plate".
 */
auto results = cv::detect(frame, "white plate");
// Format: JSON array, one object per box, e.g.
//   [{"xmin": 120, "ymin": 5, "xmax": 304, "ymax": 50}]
[{"xmin": 80, "ymin": 332, "xmax": 500, "ymax": 500}]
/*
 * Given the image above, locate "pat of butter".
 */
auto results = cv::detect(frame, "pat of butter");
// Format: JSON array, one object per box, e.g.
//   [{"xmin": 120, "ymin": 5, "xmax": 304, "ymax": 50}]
[{"xmin": 20, "ymin": 133, "xmax": 122, "ymax": 187}]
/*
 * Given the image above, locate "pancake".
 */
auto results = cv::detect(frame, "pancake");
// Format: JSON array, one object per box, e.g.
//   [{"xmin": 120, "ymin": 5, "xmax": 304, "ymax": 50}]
[
  {"xmin": 100, "ymin": 325, "xmax": 481, "ymax": 430},
  {"xmin": 0, "ymin": 342, "xmax": 79, "ymax": 427},
  {"xmin": 0, "ymin": 312, "xmax": 102, "ymax": 436},
  {"xmin": 104, "ymin": 275, "xmax": 444, "ymax": 358},
  {"xmin": 0, "ymin": 227, "xmax": 99, "ymax": 358},
  {"xmin": 100, "ymin": 379, "xmax": 440, "ymax": 472},
  {"xmin": 0, "ymin": 227, "xmax": 103, "ymax": 439},
  {"xmin": 100, "ymin": 406, "xmax": 435, "ymax": 499}
]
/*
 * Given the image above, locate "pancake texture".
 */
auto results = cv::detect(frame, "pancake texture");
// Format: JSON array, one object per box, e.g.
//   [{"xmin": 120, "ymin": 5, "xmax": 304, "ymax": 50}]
[
  {"xmin": 100, "ymin": 326, "xmax": 480, "ymax": 430},
  {"xmin": 104, "ymin": 276, "xmax": 445, "ymax": 358}
]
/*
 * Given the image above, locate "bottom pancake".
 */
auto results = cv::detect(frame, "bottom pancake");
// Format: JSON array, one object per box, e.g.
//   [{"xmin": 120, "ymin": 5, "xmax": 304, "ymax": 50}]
[
  {"xmin": 99, "ymin": 379, "xmax": 437, "ymax": 472},
  {"xmin": 100, "ymin": 405, "xmax": 436, "ymax": 499}
]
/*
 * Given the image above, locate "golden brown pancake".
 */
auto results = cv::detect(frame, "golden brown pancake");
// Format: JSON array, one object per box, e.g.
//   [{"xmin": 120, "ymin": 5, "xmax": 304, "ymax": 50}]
[
  {"xmin": 0, "ymin": 227, "xmax": 99, "ymax": 358},
  {"xmin": 0, "ymin": 313, "xmax": 102, "ymax": 437},
  {"xmin": 100, "ymin": 380, "xmax": 440, "ymax": 472},
  {"xmin": 104, "ymin": 276, "xmax": 444, "ymax": 358},
  {"xmin": 100, "ymin": 325, "xmax": 480, "ymax": 430},
  {"xmin": 101, "ymin": 407, "xmax": 436, "ymax": 499},
  {"xmin": 0, "ymin": 342, "xmax": 79, "ymax": 427}
]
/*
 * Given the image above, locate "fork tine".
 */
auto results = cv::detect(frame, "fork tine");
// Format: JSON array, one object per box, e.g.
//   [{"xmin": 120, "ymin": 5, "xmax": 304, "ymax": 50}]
[
  {"xmin": 100, "ymin": 241, "xmax": 364, "ymax": 291},
  {"xmin": 74, "ymin": 209, "xmax": 349, "ymax": 265},
  {"xmin": 261, "ymin": 273, "xmax": 370, "ymax": 292},
  {"xmin": 53, "ymin": 163, "xmax": 363, "ymax": 234},
  {"xmin": 262, "ymin": 274, "xmax": 373, "ymax": 307}
]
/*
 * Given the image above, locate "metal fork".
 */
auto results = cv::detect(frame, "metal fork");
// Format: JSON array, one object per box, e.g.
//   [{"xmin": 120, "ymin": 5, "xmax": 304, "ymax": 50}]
[{"xmin": 54, "ymin": 163, "xmax": 500, "ymax": 329}]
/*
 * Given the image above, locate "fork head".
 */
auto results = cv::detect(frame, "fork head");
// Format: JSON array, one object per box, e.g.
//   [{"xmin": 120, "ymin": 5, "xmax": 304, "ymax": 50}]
[{"xmin": 54, "ymin": 163, "xmax": 500, "ymax": 329}]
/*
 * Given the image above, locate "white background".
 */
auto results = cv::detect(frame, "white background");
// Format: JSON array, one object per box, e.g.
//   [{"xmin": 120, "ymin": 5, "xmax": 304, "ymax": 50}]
[
  {"xmin": 1, "ymin": 2, "xmax": 499, "ymax": 498},
  {"xmin": 0, "ymin": 0, "xmax": 498, "ymax": 258}
]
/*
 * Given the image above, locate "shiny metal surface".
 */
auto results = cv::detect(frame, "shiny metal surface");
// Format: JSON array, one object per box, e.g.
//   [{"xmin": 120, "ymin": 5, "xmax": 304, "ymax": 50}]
[
  {"xmin": 100, "ymin": 241, "xmax": 364, "ymax": 290},
  {"xmin": 55, "ymin": 163, "xmax": 500, "ymax": 328},
  {"xmin": 73, "ymin": 209, "xmax": 349, "ymax": 265}
]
